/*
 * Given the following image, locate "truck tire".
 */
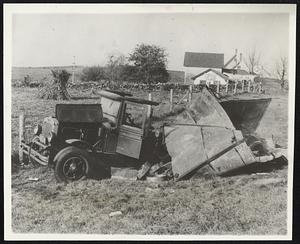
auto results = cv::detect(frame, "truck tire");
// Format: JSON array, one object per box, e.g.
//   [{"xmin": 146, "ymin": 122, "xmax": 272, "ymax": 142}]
[{"xmin": 54, "ymin": 146, "xmax": 92, "ymax": 183}]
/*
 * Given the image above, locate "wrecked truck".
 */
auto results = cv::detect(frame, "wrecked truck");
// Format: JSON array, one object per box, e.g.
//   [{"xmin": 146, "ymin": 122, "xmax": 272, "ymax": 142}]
[
  {"xmin": 20, "ymin": 90, "xmax": 170, "ymax": 182},
  {"xmin": 19, "ymin": 87, "xmax": 287, "ymax": 182}
]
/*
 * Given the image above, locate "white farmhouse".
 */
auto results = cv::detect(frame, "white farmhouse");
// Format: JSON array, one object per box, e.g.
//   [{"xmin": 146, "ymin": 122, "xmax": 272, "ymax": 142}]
[
  {"xmin": 222, "ymin": 68, "xmax": 257, "ymax": 82},
  {"xmin": 192, "ymin": 68, "xmax": 230, "ymax": 86}
]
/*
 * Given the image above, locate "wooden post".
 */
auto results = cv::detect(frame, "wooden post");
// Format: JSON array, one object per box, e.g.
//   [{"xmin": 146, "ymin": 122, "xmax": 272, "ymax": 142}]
[
  {"xmin": 147, "ymin": 93, "xmax": 152, "ymax": 117},
  {"xmin": 247, "ymin": 80, "xmax": 251, "ymax": 93},
  {"xmin": 241, "ymin": 80, "xmax": 245, "ymax": 93},
  {"xmin": 145, "ymin": 93, "xmax": 152, "ymax": 136},
  {"xmin": 233, "ymin": 81, "xmax": 237, "ymax": 94},
  {"xmin": 225, "ymin": 81, "xmax": 229, "ymax": 93},
  {"xmin": 188, "ymin": 85, "xmax": 193, "ymax": 103},
  {"xmin": 216, "ymin": 81, "xmax": 220, "ymax": 93},
  {"xmin": 170, "ymin": 89, "xmax": 173, "ymax": 112},
  {"xmin": 19, "ymin": 112, "xmax": 25, "ymax": 165},
  {"xmin": 252, "ymin": 83, "xmax": 255, "ymax": 93},
  {"xmin": 259, "ymin": 82, "xmax": 262, "ymax": 93}
]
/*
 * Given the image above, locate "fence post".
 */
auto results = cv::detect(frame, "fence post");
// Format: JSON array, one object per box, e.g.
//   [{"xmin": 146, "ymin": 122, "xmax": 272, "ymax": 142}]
[
  {"xmin": 188, "ymin": 85, "xmax": 193, "ymax": 103},
  {"xmin": 252, "ymin": 82, "xmax": 255, "ymax": 93},
  {"xmin": 19, "ymin": 112, "xmax": 25, "ymax": 165},
  {"xmin": 247, "ymin": 80, "xmax": 251, "ymax": 93},
  {"xmin": 259, "ymin": 82, "xmax": 262, "ymax": 93},
  {"xmin": 217, "ymin": 81, "xmax": 220, "ymax": 93},
  {"xmin": 145, "ymin": 93, "xmax": 152, "ymax": 136},
  {"xmin": 225, "ymin": 81, "xmax": 229, "ymax": 93},
  {"xmin": 170, "ymin": 89, "xmax": 173, "ymax": 112},
  {"xmin": 233, "ymin": 81, "xmax": 237, "ymax": 94},
  {"xmin": 241, "ymin": 80, "xmax": 245, "ymax": 93},
  {"xmin": 147, "ymin": 93, "xmax": 152, "ymax": 117}
]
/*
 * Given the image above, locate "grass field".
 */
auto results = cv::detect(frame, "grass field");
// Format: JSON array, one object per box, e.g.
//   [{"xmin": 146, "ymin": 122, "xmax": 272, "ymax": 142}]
[{"xmin": 10, "ymin": 86, "xmax": 289, "ymax": 235}]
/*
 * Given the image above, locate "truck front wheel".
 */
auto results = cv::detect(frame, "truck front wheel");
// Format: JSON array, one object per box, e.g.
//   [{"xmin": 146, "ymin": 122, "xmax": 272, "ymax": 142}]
[{"xmin": 54, "ymin": 146, "xmax": 92, "ymax": 183}]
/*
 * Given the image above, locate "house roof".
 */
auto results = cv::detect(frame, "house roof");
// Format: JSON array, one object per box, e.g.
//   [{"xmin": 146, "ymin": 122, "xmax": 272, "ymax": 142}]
[
  {"xmin": 222, "ymin": 68, "xmax": 250, "ymax": 75},
  {"xmin": 184, "ymin": 52, "xmax": 224, "ymax": 69},
  {"xmin": 192, "ymin": 68, "xmax": 230, "ymax": 80}
]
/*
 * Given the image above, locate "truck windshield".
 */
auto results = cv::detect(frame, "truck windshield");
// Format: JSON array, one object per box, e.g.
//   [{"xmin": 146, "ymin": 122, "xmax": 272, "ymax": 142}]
[{"xmin": 100, "ymin": 97, "xmax": 121, "ymax": 124}]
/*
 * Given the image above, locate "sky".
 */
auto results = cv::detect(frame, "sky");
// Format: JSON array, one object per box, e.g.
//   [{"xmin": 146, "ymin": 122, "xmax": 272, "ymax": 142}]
[{"xmin": 12, "ymin": 13, "xmax": 289, "ymax": 73}]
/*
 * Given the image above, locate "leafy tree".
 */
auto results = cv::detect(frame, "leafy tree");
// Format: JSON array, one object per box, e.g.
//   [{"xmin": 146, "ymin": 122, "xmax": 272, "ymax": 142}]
[
  {"xmin": 128, "ymin": 43, "xmax": 169, "ymax": 84},
  {"xmin": 120, "ymin": 65, "xmax": 139, "ymax": 83},
  {"xmin": 81, "ymin": 66, "xmax": 106, "ymax": 82}
]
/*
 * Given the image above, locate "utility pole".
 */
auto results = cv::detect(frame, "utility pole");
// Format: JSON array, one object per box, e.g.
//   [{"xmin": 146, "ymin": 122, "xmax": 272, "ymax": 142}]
[{"xmin": 72, "ymin": 56, "xmax": 75, "ymax": 83}]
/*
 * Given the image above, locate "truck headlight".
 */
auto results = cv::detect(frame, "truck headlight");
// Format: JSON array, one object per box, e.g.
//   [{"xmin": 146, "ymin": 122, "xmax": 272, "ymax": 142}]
[{"xmin": 33, "ymin": 124, "xmax": 42, "ymax": 135}]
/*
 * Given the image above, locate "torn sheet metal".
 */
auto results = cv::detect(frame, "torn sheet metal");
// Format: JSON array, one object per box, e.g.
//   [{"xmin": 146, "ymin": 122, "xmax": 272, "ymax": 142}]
[{"xmin": 164, "ymin": 87, "xmax": 270, "ymax": 181}]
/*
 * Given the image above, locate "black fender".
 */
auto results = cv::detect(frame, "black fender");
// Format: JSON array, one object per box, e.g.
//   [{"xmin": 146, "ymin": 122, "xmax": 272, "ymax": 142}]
[{"xmin": 65, "ymin": 139, "xmax": 93, "ymax": 151}]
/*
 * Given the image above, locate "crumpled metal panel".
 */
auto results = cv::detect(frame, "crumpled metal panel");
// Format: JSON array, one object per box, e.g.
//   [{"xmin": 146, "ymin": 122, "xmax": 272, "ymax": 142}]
[{"xmin": 165, "ymin": 87, "xmax": 258, "ymax": 181}]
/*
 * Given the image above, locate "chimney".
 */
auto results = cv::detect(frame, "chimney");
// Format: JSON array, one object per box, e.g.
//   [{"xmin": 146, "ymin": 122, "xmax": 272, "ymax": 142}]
[{"xmin": 240, "ymin": 53, "xmax": 242, "ymax": 63}]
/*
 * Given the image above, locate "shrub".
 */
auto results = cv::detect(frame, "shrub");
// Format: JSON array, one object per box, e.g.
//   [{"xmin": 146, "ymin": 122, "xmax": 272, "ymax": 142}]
[
  {"xmin": 38, "ymin": 69, "xmax": 71, "ymax": 100},
  {"xmin": 81, "ymin": 66, "xmax": 107, "ymax": 82}
]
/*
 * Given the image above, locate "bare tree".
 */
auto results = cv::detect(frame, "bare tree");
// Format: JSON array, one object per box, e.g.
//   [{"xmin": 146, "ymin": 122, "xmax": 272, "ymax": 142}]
[
  {"xmin": 245, "ymin": 48, "xmax": 261, "ymax": 75},
  {"xmin": 105, "ymin": 53, "xmax": 126, "ymax": 82},
  {"xmin": 275, "ymin": 56, "xmax": 288, "ymax": 89}
]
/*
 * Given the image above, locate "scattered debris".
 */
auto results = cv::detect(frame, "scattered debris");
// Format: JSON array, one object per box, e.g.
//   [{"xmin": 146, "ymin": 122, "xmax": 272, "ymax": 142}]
[
  {"xmin": 146, "ymin": 174, "xmax": 167, "ymax": 183},
  {"xmin": 253, "ymin": 173, "xmax": 269, "ymax": 176},
  {"xmin": 28, "ymin": 177, "xmax": 39, "ymax": 182},
  {"xmin": 110, "ymin": 167, "xmax": 138, "ymax": 181},
  {"xmin": 109, "ymin": 211, "xmax": 123, "ymax": 217},
  {"xmin": 253, "ymin": 178, "xmax": 284, "ymax": 186},
  {"xmin": 137, "ymin": 161, "xmax": 152, "ymax": 180}
]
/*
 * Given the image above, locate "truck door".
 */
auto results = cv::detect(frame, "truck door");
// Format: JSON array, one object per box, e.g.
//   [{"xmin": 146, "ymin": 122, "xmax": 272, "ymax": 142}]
[{"xmin": 116, "ymin": 102, "xmax": 146, "ymax": 159}]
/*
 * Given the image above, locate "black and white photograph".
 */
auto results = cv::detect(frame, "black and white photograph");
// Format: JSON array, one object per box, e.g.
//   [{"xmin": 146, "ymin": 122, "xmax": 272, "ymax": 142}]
[{"xmin": 4, "ymin": 4, "xmax": 296, "ymax": 240}]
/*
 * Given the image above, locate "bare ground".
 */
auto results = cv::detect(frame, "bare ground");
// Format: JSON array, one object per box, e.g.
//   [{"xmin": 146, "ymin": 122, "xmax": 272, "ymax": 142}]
[{"xmin": 10, "ymin": 87, "xmax": 289, "ymax": 235}]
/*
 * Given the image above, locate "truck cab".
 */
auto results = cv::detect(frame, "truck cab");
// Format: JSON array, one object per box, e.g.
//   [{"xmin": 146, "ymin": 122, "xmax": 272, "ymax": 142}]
[{"xmin": 98, "ymin": 90, "xmax": 159, "ymax": 159}]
